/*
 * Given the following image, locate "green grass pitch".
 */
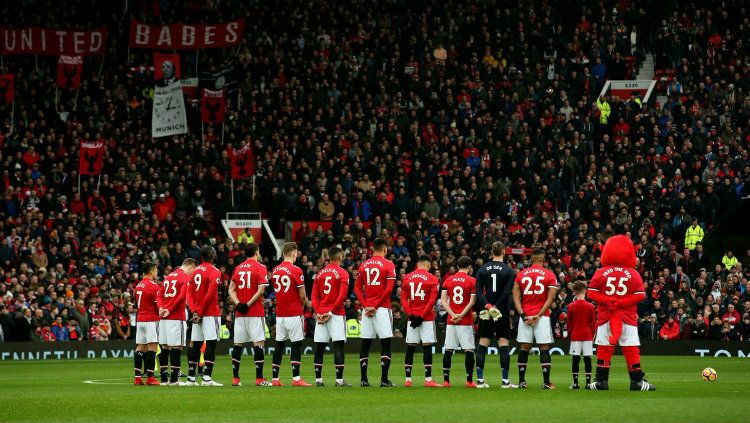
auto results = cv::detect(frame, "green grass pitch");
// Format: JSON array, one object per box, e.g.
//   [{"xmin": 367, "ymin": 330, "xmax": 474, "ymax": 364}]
[{"xmin": 0, "ymin": 354, "xmax": 746, "ymax": 422}]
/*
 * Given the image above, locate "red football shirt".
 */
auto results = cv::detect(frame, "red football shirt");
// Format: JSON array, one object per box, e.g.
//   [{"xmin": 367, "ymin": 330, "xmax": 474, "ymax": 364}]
[
  {"xmin": 567, "ymin": 298, "xmax": 596, "ymax": 341},
  {"xmin": 271, "ymin": 261, "xmax": 305, "ymax": 317},
  {"xmin": 355, "ymin": 256, "xmax": 396, "ymax": 308},
  {"xmin": 312, "ymin": 263, "xmax": 349, "ymax": 316},
  {"xmin": 135, "ymin": 277, "xmax": 161, "ymax": 322},
  {"xmin": 159, "ymin": 268, "xmax": 190, "ymax": 321},
  {"xmin": 191, "ymin": 263, "xmax": 222, "ymax": 317},
  {"xmin": 441, "ymin": 272, "xmax": 476, "ymax": 326},
  {"xmin": 515, "ymin": 264, "xmax": 558, "ymax": 316},
  {"xmin": 401, "ymin": 269, "xmax": 439, "ymax": 321},
  {"xmin": 588, "ymin": 266, "xmax": 644, "ymax": 326},
  {"xmin": 231, "ymin": 258, "xmax": 268, "ymax": 318}
]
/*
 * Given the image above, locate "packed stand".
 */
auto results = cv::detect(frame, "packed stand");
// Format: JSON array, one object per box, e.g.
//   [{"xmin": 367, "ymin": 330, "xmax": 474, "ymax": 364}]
[{"xmin": 0, "ymin": 0, "xmax": 749, "ymax": 343}]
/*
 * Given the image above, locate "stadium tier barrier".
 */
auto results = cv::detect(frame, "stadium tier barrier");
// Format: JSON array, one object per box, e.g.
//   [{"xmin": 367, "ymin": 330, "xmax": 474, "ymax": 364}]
[{"xmin": 1, "ymin": 339, "xmax": 748, "ymax": 360}]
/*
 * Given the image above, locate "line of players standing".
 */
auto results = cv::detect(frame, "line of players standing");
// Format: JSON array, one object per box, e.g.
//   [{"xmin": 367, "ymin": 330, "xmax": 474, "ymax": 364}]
[{"xmin": 131, "ymin": 239, "xmax": 620, "ymax": 389}]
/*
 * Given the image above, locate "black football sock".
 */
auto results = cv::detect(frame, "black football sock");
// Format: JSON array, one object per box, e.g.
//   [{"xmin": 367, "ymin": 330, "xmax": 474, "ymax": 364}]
[
  {"xmin": 334, "ymin": 340, "xmax": 345, "ymax": 381},
  {"xmin": 253, "ymin": 346, "xmax": 265, "ymax": 379},
  {"xmin": 272, "ymin": 341, "xmax": 285, "ymax": 380},
  {"xmin": 144, "ymin": 351, "xmax": 156, "ymax": 378},
  {"xmin": 499, "ymin": 346, "xmax": 510, "ymax": 381},
  {"xmin": 314, "ymin": 342, "xmax": 326, "ymax": 380},
  {"xmin": 291, "ymin": 341, "xmax": 303, "ymax": 379},
  {"xmin": 203, "ymin": 340, "xmax": 217, "ymax": 379},
  {"xmin": 572, "ymin": 354, "xmax": 581, "ymax": 384},
  {"xmin": 169, "ymin": 348, "xmax": 182, "ymax": 383},
  {"xmin": 231, "ymin": 345, "xmax": 243, "ymax": 379},
  {"xmin": 442, "ymin": 350, "xmax": 453, "ymax": 383},
  {"xmin": 380, "ymin": 338, "xmax": 392, "ymax": 382},
  {"xmin": 404, "ymin": 345, "xmax": 416, "ymax": 379},
  {"xmin": 517, "ymin": 349, "xmax": 529, "ymax": 384},
  {"xmin": 476, "ymin": 344, "xmax": 488, "ymax": 382},
  {"xmin": 596, "ymin": 359, "xmax": 611, "ymax": 382},
  {"xmin": 465, "ymin": 351, "xmax": 475, "ymax": 383},
  {"xmin": 423, "ymin": 345, "xmax": 433, "ymax": 380},
  {"xmin": 134, "ymin": 350, "xmax": 144, "ymax": 377},
  {"xmin": 158, "ymin": 348, "xmax": 170, "ymax": 382},
  {"xmin": 584, "ymin": 356, "xmax": 593, "ymax": 384},
  {"xmin": 187, "ymin": 345, "xmax": 199, "ymax": 380},
  {"xmin": 360, "ymin": 338, "xmax": 372, "ymax": 383},
  {"xmin": 541, "ymin": 350, "xmax": 551, "ymax": 384}
]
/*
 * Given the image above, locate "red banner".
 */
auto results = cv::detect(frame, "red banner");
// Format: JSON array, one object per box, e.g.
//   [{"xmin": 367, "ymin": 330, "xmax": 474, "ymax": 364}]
[
  {"xmin": 129, "ymin": 19, "xmax": 245, "ymax": 50},
  {"xmin": 201, "ymin": 88, "xmax": 225, "ymax": 123},
  {"xmin": 56, "ymin": 56, "xmax": 83, "ymax": 89},
  {"xmin": 1, "ymin": 27, "xmax": 107, "ymax": 56},
  {"xmin": 79, "ymin": 141, "xmax": 105, "ymax": 175},
  {"xmin": 230, "ymin": 145, "xmax": 254, "ymax": 180},
  {"xmin": 0, "ymin": 75, "xmax": 13, "ymax": 103},
  {"xmin": 153, "ymin": 52, "xmax": 181, "ymax": 82}
]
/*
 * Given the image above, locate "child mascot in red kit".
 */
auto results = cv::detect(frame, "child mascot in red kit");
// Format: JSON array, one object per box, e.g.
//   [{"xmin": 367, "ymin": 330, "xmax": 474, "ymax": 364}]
[{"xmin": 586, "ymin": 235, "xmax": 656, "ymax": 391}]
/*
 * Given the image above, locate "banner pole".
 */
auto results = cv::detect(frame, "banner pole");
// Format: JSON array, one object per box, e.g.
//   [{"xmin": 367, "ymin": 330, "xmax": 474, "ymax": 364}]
[
  {"xmin": 55, "ymin": 87, "xmax": 58, "ymax": 110},
  {"xmin": 97, "ymin": 53, "xmax": 106, "ymax": 79},
  {"xmin": 231, "ymin": 179, "xmax": 235, "ymax": 208},
  {"xmin": 201, "ymin": 121, "xmax": 204, "ymax": 141},
  {"xmin": 97, "ymin": 174, "xmax": 101, "ymax": 191},
  {"xmin": 10, "ymin": 99, "xmax": 14, "ymax": 135},
  {"xmin": 252, "ymin": 175, "xmax": 256, "ymax": 201},
  {"xmin": 195, "ymin": 50, "xmax": 199, "ymax": 77},
  {"xmin": 221, "ymin": 122, "xmax": 224, "ymax": 143},
  {"xmin": 77, "ymin": 174, "xmax": 81, "ymax": 194},
  {"xmin": 0, "ymin": 55, "xmax": 4, "ymax": 73},
  {"xmin": 73, "ymin": 88, "xmax": 80, "ymax": 111},
  {"xmin": 34, "ymin": 55, "xmax": 38, "ymax": 73}
]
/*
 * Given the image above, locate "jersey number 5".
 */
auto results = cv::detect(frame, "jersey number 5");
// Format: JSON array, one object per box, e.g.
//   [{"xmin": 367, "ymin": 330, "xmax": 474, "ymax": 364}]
[
  {"xmin": 323, "ymin": 276, "xmax": 333, "ymax": 295},
  {"xmin": 605, "ymin": 276, "xmax": 628, "ymax": 296}
]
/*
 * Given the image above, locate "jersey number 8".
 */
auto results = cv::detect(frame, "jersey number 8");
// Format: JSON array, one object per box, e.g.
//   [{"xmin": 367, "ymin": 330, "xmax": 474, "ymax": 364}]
[{"xmin": 452, "ymin": 286, "xmax": 464, "ymax": 304}]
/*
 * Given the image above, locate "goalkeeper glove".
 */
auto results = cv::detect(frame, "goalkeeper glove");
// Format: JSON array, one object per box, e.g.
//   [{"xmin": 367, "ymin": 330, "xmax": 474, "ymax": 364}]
[
  {"xmin": 479, "ymin": 310, "xmax": 491, "ymax": 320},
  {"xmin": 409, "ymin": 315, "xmax": 423, "ymax": 328},
  {"xmin": 235, "ymin": 303, "xmax": 249, "ymax": 314},
  {"xmin": 488, "ymin": 307, "xmax": 502, "ymax": 321}
]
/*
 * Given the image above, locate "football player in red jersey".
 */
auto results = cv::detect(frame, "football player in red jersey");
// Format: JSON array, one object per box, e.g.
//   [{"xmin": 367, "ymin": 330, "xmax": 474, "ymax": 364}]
[
  {"xmin": 270, "ymin": 242, "xmax": 311, "ymax": 387},
  {"xmin": 134, "ymin": 264, "xmax": 162, "ymax": 386},
  {"xmin": 312, "ymin": 247, "xmax": 351, "ymax": 387},
  {"xmin": 587, "ymin": 235, "xmax": 655, "ymax": 391},
  {"xmin": 157, "ymin": 258, "xmax": 196, "ymax": 385},
  {"xmin": 400, "ymin": 254, "xmax": 440, "ymax": 387},
  {"xmin": 354, "ymin": 238, "xmax": 397, "ymax": 387},
  {"xmin": 186, "ymin": 247, "xmax": 224, "ymax": 386},
  {"xmin": 566, "ymin": 280, "xmax": 596, "ymax": 389},
  {"xmin": 229, "ymin": 243, "xmax": 271, "ymax": 387},
  {"xmin": 440, "ymin": 256, "xmax": 477, "ymax": 388},
  {"xmin": 512, "ymin": 249, "xmax": 559, "ymax": 389}
]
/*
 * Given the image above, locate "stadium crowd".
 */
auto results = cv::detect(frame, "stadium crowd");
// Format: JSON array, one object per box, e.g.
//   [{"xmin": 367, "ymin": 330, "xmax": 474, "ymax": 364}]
[{"xmin": 1, "ymin": 0, "xmax": 749, "ymax": 344}]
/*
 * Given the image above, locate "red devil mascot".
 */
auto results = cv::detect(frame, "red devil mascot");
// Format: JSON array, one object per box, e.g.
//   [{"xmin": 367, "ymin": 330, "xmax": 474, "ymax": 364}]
[{"xmin": 586, "ymin": 235, "xmax": 655, "ymax": 391}]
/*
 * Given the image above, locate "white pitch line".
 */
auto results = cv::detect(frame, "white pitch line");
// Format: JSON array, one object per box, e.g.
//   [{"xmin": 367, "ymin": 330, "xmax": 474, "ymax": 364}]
[{"xmin": 83, "ymin": 378, "xmax": 132, "ymax": 385}]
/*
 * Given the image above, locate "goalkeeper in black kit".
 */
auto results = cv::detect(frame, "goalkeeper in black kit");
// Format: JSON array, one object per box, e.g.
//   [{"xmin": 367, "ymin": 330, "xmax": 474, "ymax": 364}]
[{"xmin": 474, "ymin": 242, "xmax": 518, "ymax": 388}]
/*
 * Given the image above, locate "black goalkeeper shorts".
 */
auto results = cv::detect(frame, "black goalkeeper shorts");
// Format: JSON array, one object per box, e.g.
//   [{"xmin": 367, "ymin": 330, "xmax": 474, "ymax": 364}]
[{"xmin": 477, "ymin": 310, "xmax": 510, "ymax": 340}]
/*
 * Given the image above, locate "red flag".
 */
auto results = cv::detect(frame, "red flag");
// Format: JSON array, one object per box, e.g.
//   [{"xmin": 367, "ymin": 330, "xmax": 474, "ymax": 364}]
[
  {"xmin": 201, "ymin": 88, "xmax": 226, "ymax": 123},
  {"xmin": 0, "ymin": 74, "xmax": 14, "ymax": 103},
  {"xmin": 230, "ymin": 145, "xmax": 255, "ymax": 180},
  {"xmin": 153, "ymin": 52, "xmax": 181, "ymax": 83},
  {"xmin": 79, "ymin": 141, "xmax": 105, "ymax": 175},
  {"xmin": 56, "ymin": 56, "xmax": 83, "ymax": 89}
]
